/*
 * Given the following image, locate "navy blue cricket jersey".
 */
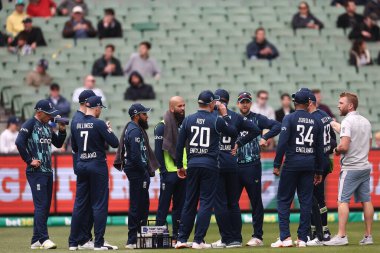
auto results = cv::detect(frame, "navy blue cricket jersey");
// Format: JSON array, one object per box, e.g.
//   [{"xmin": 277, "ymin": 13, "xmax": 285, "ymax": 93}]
[
  {"xmin": 311, "ymin": 109, "xmax": 337, "ymax": 172},
  {"xmin": 274, "ymin": 109, "xmax": 324, "ymax": 174},
  {"xmin": 71, "ymin": 110, "xmax": 85, "ymax": 171},
  {"xmin": 71, "ymin": 115, "xmax": 119, "ymax": 163},
  {"xmin": 123, "ymin": 121, "xmax": 149, "ymax": 178},
  {"xmin": 16, "ymin": 117, "xmax": 66, "ymax": 172},
  {"xmin": 237, "ymin": 112, "xmax": 281, "ymax": 164},
  {"xmin": 176, "ymin": 110, "xmax": 238, "ymax": 170},
  {"xmin": 217, "ymin": 108, "xmax": 261, "ymax": 171}
]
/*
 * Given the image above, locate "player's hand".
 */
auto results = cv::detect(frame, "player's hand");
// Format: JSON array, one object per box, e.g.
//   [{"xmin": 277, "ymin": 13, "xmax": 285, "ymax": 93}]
[
  {"xmin": 177, "ymin": 168, "xmax": 187, "ymax": 179},
  {"xmin": 259, "ymin": 139, "xmax": 268, "ymax": 148},
  {"xmin": 30, "ymin": 160, "xmax": 41, "ymax": 168},
  {"xmin": 273, "ymin": 167, "xmax": 280, "ymax": 176},
  {"xmin": 333, "ymin": 147, "xmax": 341, "ymax": 156},
  {"xmin": 314, "ymin": 174, "xmax": 322, "ymax": 185},
  {"xmin": 218, "ymin": 103, "xmax": 228, "ymax": 117},
  {"xmin": 231, "ymin": 143, "xmax": 238, "ymax": 156}
]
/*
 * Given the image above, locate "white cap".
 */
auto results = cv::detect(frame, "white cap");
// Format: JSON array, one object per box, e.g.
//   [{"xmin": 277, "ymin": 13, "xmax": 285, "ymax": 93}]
[{"xmin": 72, "ymin": 6, "xmax": 83, "ymax": 13}]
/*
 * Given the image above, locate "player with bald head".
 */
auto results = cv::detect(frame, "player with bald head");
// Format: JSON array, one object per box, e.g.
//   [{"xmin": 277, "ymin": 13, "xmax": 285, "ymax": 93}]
[{"xmin": 155, "ymin": 96, "xmax": 187, "ymax": 243}]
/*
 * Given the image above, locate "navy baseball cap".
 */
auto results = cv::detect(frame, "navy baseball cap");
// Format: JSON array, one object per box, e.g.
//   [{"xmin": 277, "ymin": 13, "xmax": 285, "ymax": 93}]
[
  {"xmin": 37, "ymin": 58, "xmax": 48, "ymax": 70},
  {"xmin": 7, "ymin": 116, "xmax": 21, "ymax": 125},
  {"xmin": 292, "ymin": 90, "xmax": 310, "ymax": 104},
  {"xmin": 86, "ymin": 96, "xmax": 106, "ymax": 108},
  {"xmin": 34, "ymin": 99, "xmax": 58, "ymax": 115},
  {"xmin": 128, "ymin": 103, "xmax": 151, "ymax": 117},
  {"xmin": 78, "ymin": 89, "xmax": 96, "ymax": 103},
  {"xmin": 215, "ymin": 89, "xmax": 230, "ymax": 102},
  {"xmin": 237, "ymin": 91, "xmax": 252, "ymax": 103},
  {"xmin": 297, "ymin": 88, "xmax": 316, "ymax": 102},
  {"xmin": 198, "ymin": 90, "xmax": 220, "ymax": 105}
]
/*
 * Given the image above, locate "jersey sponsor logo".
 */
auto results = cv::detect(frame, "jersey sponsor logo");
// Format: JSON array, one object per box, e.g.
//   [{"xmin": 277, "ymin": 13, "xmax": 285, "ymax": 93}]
[
  {"xmin": 281, "ymin": 127, "xmax": 287, "ymax": 131},
  {"xmin": 135, "ymin": 137, "xmax": 140, "ymax": 143},
  {"xmin": 20, "ymin": 128, "xmax": 29, "ymax": 133},
  {"xmin": 80, "ymin": 152, "xmax": 97, "ymax": 159},
  {"xmin": 298, "ymin": 118, "xmax": 314, "ymax": 124},
  {"xmin": 39, "ymin": 138, "xmax": 52, "ymax": 144}
]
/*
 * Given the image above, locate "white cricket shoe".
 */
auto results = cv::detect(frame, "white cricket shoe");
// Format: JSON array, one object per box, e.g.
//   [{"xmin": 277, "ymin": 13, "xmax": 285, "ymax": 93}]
[
  {"xmin": 104, "ymin": 241, "xmax": 118, "ymax": 250},
  {"xmin": 41, "ymin": 239, "xmax": 57, "ymax": 249},
  {"xmin": 246, "ymin": 237, "xmax": 264, "ymax": 247},
  {"xmin": 225, "ymin": 241, "xmax": 242, "ymax": 248},
  {"xmin": 359, "ymin": 235, "xmax": 373, "ymax": 245},
  {"xmin": 294, "ymin": 239, "xmax": 306, "ymax": 247},
  {"xmin": 192, "ymin": 242, "xmax": 212, "ymax": 249},
  {"xmin": 306, "ymin": 237, "xmax": 324, "ymax": 246},
  {"xmin": 174, "ymin": 241, "xmax": 189, "ymax": 249},
  {"xmin": 124, "ymin": 244, "xmax": 136, "ymax": 249},
  {"xmin": 323, "ymin": 235, "xmax": 348, "ymax": 246},
  {"xmin": 79, "ymin": 239, "xmax": 94, "ymax": 250},
  {"xmin": 211, "ymin": 239, "xmax": 226, "ymax": 248},
  {"xmin": 69, "ymin": 246, "xmax": 78, "ymax": 251},
  {"xmin": 31, "ymin": 241, "xmax": 42, "ymax": 250},
  {"xmin": 271, "ymin": 238, "xmax": 293, "ymax": 248}
]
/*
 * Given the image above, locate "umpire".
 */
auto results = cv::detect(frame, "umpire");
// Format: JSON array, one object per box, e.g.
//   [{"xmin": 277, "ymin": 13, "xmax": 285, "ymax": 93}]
[
  {"xmin": 16, "ymin": 99, "xmax": 66, "ymax": 250},
  {"xmin": 155, "ymin": 96, "xmax": 187, "ymax": 243}
]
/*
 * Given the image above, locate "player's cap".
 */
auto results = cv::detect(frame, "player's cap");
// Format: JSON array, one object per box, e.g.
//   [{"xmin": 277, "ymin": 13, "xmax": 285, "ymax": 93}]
[
  {"xmin": 15, "ymin": 0, "xmax": 25, "ymax": 6},
  {"xmin": 37, "ymin": 58, "xmax": 48, "ymax": 70},
  {"xmin": 214, "ymin": 89, "xmax": 230, "ymax": 102},
  {"xmin": 128, "ymin": 103, "xmax": 151, "ymax": 117},
  {"xmin": 22, "ymin": 17, "xmax": 32, "ymax": 23},
  {"xmin": 86, "ymin": 96, "xmax": 106, "ymax": 108},
  {"xmin": 73, "ymin": 6, "xmax": 84, "ymax": 13},
  {"xmin": 298, "ymin": 88, "xmax": 316, "ymax": 102},
  {"xmin": 198, "ymin": 90, "xmax": 220, "ymax": 105},
  {"xmin": 292, "ymin": 90, "xmax": 310, "ymax": 104},
  {"xmin": 7, "ymin": 116, "xmax": 21, "ymax": 125},
  {"xmin": 237, "ymin": 91, "xmax": 252, "ymax": 103},
  {"xmin": 78, "ymin": 89, "xmax": 96, "ymax": 104},
  {"xmin": 34, "ymin": 99, "xmax": 58, "ymax": 115}
]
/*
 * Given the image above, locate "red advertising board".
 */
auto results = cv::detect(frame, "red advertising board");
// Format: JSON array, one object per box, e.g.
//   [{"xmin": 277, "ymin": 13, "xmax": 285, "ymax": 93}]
[{"xmin": 1, "ymin": 151, "xmax": 380, "ymax": 215}]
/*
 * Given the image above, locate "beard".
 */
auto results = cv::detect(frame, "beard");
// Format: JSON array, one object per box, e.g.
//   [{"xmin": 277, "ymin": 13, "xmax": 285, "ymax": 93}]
[
  {"xmin": 138, "ymin": 118, "xmax": 149, "ymax": 129},
  {"xmin": 340, "ymin": 107, "xmax": 348, "ymax": 116},
  {"xmin": 174, "ymin": 111, "xmax": 185, "ymax": 125}
]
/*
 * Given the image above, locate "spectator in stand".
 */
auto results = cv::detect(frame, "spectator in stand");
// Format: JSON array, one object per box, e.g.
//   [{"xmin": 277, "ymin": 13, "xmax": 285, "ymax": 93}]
[
  {"xmin": 331, "ymin": 0, "xmax": 368, "ymax": 6},
  {"xmin": 62, "ymin": 6, "xmax": 96, "ymax": 39},
  {"xmin": 311, "ymin": 89, "xmax": 335, "ymax": 118},
  {"xmin": 246, "ymin": 27, "xmax": 279, "ymax": 60},
  {"xmin": 8, "ymin": 32, "xmax": 32, "ymax": 55},
  {"xmin": 348, "ymin": 15, "xmax": 380, "ymax": 41},
  {"xmin": 10, "ymin": 18, "xmax": 47, "ymax": 49},
  {"xmin": 26, "ymin": 59, "xmax": 53, "ymax": 87},
  {"xmin": 124, "ymin": 41, "xmax": 160, "ymax": 80},
  {"xmin": 97, "ymin": 8, "xmax": 122, "ymax": 39},
  {"xmin": 275, "ymin": 93, "xmax": 295, "ymax": 122},
  {"xmin": 57, "ymin": 0, "xmax": 88, "ymax": 16},
  {"xmin": 124, "ymin": 71, "xmax": 156, "ymax": 101},
  {"xmin": 6, "ymin": 0, "xmax": 28, "ymax": 37},
  {"xmin": 92, "ymin": 44, "xmax": 123, "ymax": 78},
  {"xmin": 337, "ymin": 0, "xmax": 364, "ymax": 29},
  {"xmin": 27, "ymin": 0, "xmax": 57, "ymax": 17},
  {"xmin": 291, "ymin": 1, "xmax": 324, "ymax": 30},
  {"xmin": 47, "ymin": 83, "xmax": 71, "ymax": 118},
  {"xmin": 250, "ymin": 90, "xmax": 275, "ymax": 120},
  {"xmin": 0, "ymin": 116, "xmax": 21, "ymax": 154},
  {"xmin": 349, "ymin": 39, "xmax": 373, "ymax": 67},
  {"xmin": 364, "ymin": 0, "xmax": 380, "ymax": 20},
  {"xmin": 72, "ymin": 75, "xmax": 106, "ymax": 102}
]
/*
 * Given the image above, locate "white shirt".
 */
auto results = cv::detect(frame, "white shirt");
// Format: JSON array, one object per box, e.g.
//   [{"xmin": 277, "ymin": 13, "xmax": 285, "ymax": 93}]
[
  {"xmin": 340, "ymin": 111, "xmax": 372, "ymax": 170},
  {"xmin": 0, "ymin": 129, "xmax": 19, "ymax": 153},
  {"xmin": 250, "ymin": 102, "xmax": 275, "ymax": 120},
  {"xmin": 72, "ymin": 88, "xmax": 107, "ymax": 103}
]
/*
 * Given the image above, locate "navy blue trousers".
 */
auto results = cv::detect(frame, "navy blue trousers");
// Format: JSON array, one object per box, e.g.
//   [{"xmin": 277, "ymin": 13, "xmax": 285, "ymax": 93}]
[
  {"xmin": 69, "ymin": 158, "xmax": 94, "ymax": 247},
  {"xmin": 26, "ymin": 171, "xmax": 53, "ymax": 244},
  {"xmin": 311, "ymin": 173, "xmax": 328, "ymax": 227},
  {"xmin": 178, "ymin": 167, "xmax": 218, "ymax": 244},
  {"xmin": 126, "ymin": 173, "xmax": 150, "ymax": 245},
  {"xmin": 214, "ymin": 170, "xmax": 242, "ymax": 244},
  {"xmin": 156, "ymin": 172, "xmax": 186, "ymax": 240},
  {"xmin": 69, "ymin": 162, "xmax": 109, "ymax": 248},
  {"xmin": 237, "ymin": 162, "xmax": 264, "ymax": 240},
  {"xmin": 277, "ymin": 170, "xmax": 314, "ymax": 242}
]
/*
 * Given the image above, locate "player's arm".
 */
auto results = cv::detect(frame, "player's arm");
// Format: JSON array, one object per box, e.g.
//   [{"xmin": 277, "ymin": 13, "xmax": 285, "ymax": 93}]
[
  {"xmin": 15, "ymin": 121, "xmax": 34, "ymax": 165},
  {"xmin": 314, "ymin": 121, "xmax": 325, "ymax": 176},
  {"xmin": 98, "ymin": 121, "xmax": 119, "ymax": 148},
  {"xmin": 51, "ymin": 124, "xmax": 67, "ymax": 148},
  {"xmin": 273, "ymin": 116, "xmax": 291, "ymax": 175},
  {"xmin": 235, "ymin": 116, "xmax": 261, "ymax": 147},
  {"xmin": 257, "ymin": 114, "xmax": 281, "ymax": 141},
  {"xmin": 154, "ymin": 122, "xmax": 167, "ymax": 174},
  {"xmin": 329, "ymin": 122, "xmax": 337, "ymax": 152},
  {"xmin": 176, "ymin": 118, "xmax": 188, "ymax": 178},
  {"xmin": 127, "ymin": 128, "xmax": 146, "ymax": 172}
]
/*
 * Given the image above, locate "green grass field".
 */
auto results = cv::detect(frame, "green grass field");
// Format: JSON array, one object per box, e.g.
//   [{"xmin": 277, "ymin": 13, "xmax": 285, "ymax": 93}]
[{"xmin": 0, "ymin": 222, "xmax": 378, "ymax": 252}]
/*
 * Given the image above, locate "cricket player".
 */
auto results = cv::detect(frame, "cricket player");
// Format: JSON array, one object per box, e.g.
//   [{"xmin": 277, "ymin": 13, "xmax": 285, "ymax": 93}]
[
  {"xmin": 212, "ymin": 89, "xmax": 262, "ymax": 248},
  {"xmin": 68, "ymin": 89, "xmax": 96, "ymax": 250},
  {"xmin": 233, "ymin": 92, "xmax": 281, "ymax": 247},
  {"xmin": 174, "ymin": 90, "xmax": 238, "ymax": 249},
  {"xmin": 70, "ymin": 96, "xmax": 119, "ymax": 250},
  {"xmin": 306, "ymin": 90, "xmax": 337, "ymax": 246},
  {"xmin": 271, "ymin": 89, "xmax": 324, "ymax": 247},
  {"xmin": 155, "ymin": 96, "xmax": 187, "ymax": 243},
  {"xmin": 324, "ymin": 92, "xmax": 374, "ymax": 246},
  {"xmin": 16, "ymin": 99, "xmax": 66, "ymax": 250}
]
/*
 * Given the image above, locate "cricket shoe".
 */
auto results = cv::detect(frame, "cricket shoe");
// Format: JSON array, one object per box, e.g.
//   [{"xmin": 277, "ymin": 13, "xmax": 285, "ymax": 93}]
[
  {"xmin": 294, "ymin": 239, "xmax": 306, "ymax": 247},
  {"xmin": 79, "ymin": 239, "xmax": 94, "ymax": 250},
  {"xmin": 323, "ymin": 235, "xmax": 348, "ymax": 246},
  {"xmin": 306, "ymin": 237, "xmax": 324, "ymax": 247},
  {"xmin": 124, "ymin": 244, "xmax": 136, "ymax": 249},
  {"xmin": 225, "ymin": 241, "xmax": 242, "ymax": 248},
  {"xmin": 174, "ymin": 241, "xmax": 190, "ymax": 249},
  {"xmin": 41, "ymin": 239, "xmax": 57, "ymax": 249},
  {"xmin": 246, "ymin": 237, "xmax": 264, "ymax": 247},
  {"xmin": 211, "ymin": 239, "xmax": 226, "ymax": 248},
  {"xmin": 31, "ymin": 241, "xmax": 42, "ymax": 250},
  {"xmin": 192, "ymin": 242, "xmax": 212, "ymax": 249},
  {"xmin": 271, "ymin": 238, "xmax": 293, "ymax": 248},
  {"xmin": 359, "ymin": 235, "xmax": 373, "ymax": 245}
]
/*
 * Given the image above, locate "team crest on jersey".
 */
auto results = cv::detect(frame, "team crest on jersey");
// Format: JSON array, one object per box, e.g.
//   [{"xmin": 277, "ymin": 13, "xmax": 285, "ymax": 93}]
[
  {"xmin": 135, "ymin": 137, "xmax": 140, "ymax": 143},
  {"xmin": 281, "ymin": 127, "xmax": 287, "ymax": 131}
]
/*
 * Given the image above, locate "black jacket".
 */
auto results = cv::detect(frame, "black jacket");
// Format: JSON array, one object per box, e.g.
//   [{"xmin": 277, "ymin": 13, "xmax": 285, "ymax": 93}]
[
  {"xmin": 124, "ymin": 71, "xmax": 156, "ymax": 101},
  {"xmin": 275, "ymin": 108, "xmax": 295, "ymax": 123},
  {"xmin": 291, "ymin": 13, "xmax": 324, "ymax": 29},
  {"xmin": 348, "ymin": 22, "xmax": 380, "ymax": 41},
  {"xmin": 92, "ymin": 56, "xmax": 123, "ymax": 78},
  {"xmin": 97, "ymin": 19, "xmax": 123, "ymax": 38},
  {"xmin": 337, "ymin": 12, "xmax": 364, "ymax": 29},
  {"xmin": 11, "ymin": 27, "xmax": 47, "ymax": 46},
  {"xmin": 246, "ymin": 38, "xmax": 279, "ymax": 60}
]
